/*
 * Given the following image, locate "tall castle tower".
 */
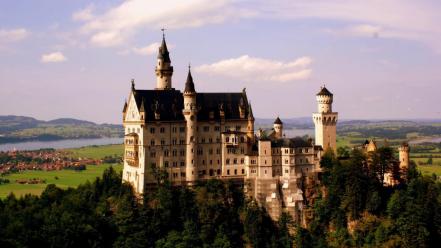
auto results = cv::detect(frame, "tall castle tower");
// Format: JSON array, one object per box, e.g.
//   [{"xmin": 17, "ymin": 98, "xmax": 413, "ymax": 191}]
[
  {"xmin": 312, "ymin": 86, "xmax": 338, "ymax": 152},
  {"xmin": 155, "ymin": 34, "xmax": 173, "ymax": 90},
  {"xmin": 183, "ymin": 67, "xmax": 198, "ymax": 183},
  {"xmin": 398, "ymin": 143, "xmax": 410, "ymax": 170}
]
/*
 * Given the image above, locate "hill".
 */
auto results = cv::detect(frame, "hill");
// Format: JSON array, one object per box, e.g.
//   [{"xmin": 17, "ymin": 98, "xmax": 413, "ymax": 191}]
[{"xmin": 0, "ymin": 115, "xmax": 123, "ymax": 144}]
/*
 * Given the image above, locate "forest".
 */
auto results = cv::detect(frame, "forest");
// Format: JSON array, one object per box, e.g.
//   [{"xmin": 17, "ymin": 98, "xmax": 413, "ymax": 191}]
[{"xmin": 0, "ymin": 149, "xmax": 440, "ymax": 247}]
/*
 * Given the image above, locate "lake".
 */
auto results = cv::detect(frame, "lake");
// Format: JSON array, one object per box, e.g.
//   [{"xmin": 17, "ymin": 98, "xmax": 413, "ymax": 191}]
[
  {"xmin": 0, "ymin": 137, "xmax": 123, "ymax": 152},
  {"xmin": 0, "ymin": 128, "xmax": 314, "ymax": 152}
]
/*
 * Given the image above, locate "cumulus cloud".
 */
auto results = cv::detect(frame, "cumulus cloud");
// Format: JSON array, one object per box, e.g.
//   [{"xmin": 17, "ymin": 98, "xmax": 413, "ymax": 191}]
[
  {"xmin": 254, "ymin": 0, "xmax": 441, "ymax": 52},
  {"xmin": 41, "ymin": 52, "xmax": 67, "ymax": 63},
  {"xmin": 72, "ymin": 0, "xmax": 441, "ymax": 52},
  {"xmin": 132, "ymin": 42, "xmax": 175, "ymax": 55},
  {"xmin": 0, "ymin": 28, "xmax": 29, "ymax": 43},
  {"xmin": 72, "ymin": 5, "xmax": 94, "ymax": 21},
  {"xmin": 132, "ymin": 42, "xmax": 159, "ymax": 55},
  {"xmin": 76, "ymin": 0, "xmax": 256, "ymax": 47},
  {"xmin": 196, "ymin": 55, "xmax": 313, "ymax": 82}
]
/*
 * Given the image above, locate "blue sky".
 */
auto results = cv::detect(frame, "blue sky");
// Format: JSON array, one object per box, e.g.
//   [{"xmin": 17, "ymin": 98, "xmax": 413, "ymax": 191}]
[{"xmin": 1, "ymin": 0, "xmax": 440, "ymax": 123}]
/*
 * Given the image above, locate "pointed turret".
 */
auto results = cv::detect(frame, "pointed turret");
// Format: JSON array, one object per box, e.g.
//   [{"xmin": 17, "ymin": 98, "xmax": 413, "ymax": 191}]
[
  {"xmin": 155, "ymin": 32, "xmax": 173, "ymax": 90},
  {"xmin": 157, "ymin": 35, "xmax": 171, "ymax": 63},
  {"xmin": 248, "ymin": 102, "xmax": 254, "ymax": 120},
  {"xmin": 274, "ymin": 116, "xmax": 283, "ymax": 125},
  {"xmin": 273, "ymin": 116, "xmax": 283, "ymax": 139},
  {"xmin": 184, "ymin": 66, "xmax": 196, "ymax": 93},
  {"xmin": 139, "ymin": 98, "xmax": 145, "ymax": 112}
]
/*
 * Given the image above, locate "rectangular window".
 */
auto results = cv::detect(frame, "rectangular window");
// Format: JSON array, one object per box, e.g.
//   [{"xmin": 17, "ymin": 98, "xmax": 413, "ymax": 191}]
[
  {"xmin": 180, "ymin": 127, "xmax": 185, "ymax": 133},
  {"xmin": 150, "ymin": 127, "xmax": 155, "ymax": 133},
  {"xmin": 203, "ymin": 126, "xmax": 209, "ymax": 132},
  {"xmin": 215, "ymin": 126, "xmax": 220, "ymax": 131},
  {"xmin": 160, "ymin": 127, "xmax": 165, "ymax": 133}
]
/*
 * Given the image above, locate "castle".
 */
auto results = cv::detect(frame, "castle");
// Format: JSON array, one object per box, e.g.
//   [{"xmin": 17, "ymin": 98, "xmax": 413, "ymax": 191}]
[{"xmin": 121, "ymin": 35, "xmax": 409, "ymax": 221}]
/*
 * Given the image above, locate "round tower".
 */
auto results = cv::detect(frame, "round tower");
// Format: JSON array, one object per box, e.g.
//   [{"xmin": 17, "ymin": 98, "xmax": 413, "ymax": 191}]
[
  {"xmin": 183, "ymin": 67, "xmax": 198, "ymax": 183},
  {"xmin": 155, "ymin": 33, "xmax": 173, "ymax": 90},
  {"xmin": 273, "ymin": 117, "xmax": 283, "ymax": 139},
  {"xmin": 398, "ymin": 143, "xmax": 410, "ymax": 169},
  {"xmin": 312, "ymin": 86, "xmax": 338, "ymax": 153},
  {"xmin": 316, "ymin": 87, "xmax": 333, "ymax": 113}
]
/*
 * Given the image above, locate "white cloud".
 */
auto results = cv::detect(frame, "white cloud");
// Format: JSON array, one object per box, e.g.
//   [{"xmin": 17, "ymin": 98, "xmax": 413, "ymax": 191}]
[
  {"xmin": 73, "ymin": 5, "xmax": 94, "ymax": 21},
  {"xmin": 254, "ymin": 0, "xmax": 441, "ymax": 52},
  {"xmin": 132, "ymin": 42, "xmax": 160, "ymax": 55},
  {"xmin": 132, "ymin": 42, "xmax": 175, "ymax": 55},
  {"xmin": 41, "ymin": 52, "xmax": 67, "ymax": 63},
  {"xmin": 196, "ymin": 55, "xmax": 313, "ymax": 82},
  {"xmin": 0, "ymin": 28, "xmax": 29, "ymax": 43},
  {"xmin": 76, "ymin": 0, "xmax": 256, "ymax": 47},
  {"xmin": 73, "ymin": 0, "xmax": 441, "ymax": 52}
]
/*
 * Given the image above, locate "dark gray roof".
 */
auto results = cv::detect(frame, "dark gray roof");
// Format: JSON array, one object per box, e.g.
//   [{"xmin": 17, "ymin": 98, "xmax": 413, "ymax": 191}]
[
  {"xmin": 317, "ymin": 86, "xmax": 333, "ymax": 96},
  {"xmin": 271, "ymin": 137, "xmax": 313, "ymax": 148},
  {"xmin": 274, "ymin": 117, "xmax": 282, "ymax": 124},
  {"xmin": 184, "ymin": 69, "xmax": 195, "ymax": 93},
  {"xmin": 131, "ymin": 89, "xmax": 252, "ymax": 122},
  {"xmin": 157, "ymin": 37, "xmax": 171, "ymax": 63}
]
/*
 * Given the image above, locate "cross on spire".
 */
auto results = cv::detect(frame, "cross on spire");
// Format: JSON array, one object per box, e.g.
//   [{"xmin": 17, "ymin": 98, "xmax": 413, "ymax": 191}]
[{"xmin": 161, "ymin": 28, "xmax": 166, "ymax": 38}]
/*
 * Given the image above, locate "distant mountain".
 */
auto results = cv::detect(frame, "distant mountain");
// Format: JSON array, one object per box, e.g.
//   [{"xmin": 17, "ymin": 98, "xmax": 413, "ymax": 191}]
[
  {"xmin": 0, "ymin": 115, "xmax": 123, "ymax": 144},
  {"xmin": 0, "ymin": 115, "xmax": 43, "ymax": 133},
  {"xmin": 47, "ymin": 118, "xmax": 96, "ymax": 126}
]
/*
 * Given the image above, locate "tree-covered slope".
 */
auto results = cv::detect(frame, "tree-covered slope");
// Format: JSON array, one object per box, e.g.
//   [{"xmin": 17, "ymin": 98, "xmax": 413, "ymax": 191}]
[{"xmin": 0, "ymin": 115, "xmax": 123, "ymax": 144}]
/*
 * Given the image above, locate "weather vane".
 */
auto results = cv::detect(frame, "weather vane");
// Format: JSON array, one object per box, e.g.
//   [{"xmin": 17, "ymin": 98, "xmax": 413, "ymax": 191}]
[{"xmin": 161, "ymin": 27, "xmax": 166, "ymax": 37}]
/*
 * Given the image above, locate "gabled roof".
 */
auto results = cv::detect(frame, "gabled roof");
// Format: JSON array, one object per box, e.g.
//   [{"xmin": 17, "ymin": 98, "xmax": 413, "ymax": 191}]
[
  {"xmin": 317, "ymin": 86, "xmax": 333, "ymax": 96},
  {"xmin": 274, "ymin": 116, "xmax": 282, "ymax": 124}
]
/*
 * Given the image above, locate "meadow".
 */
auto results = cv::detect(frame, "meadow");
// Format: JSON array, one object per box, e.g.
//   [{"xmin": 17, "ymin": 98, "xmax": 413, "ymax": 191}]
[{"xmin": 0, "ymin": 144, "xmax": 123, "ymax": 198}]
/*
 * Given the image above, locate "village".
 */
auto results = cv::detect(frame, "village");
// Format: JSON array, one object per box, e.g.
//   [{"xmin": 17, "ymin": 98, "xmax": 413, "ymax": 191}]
[{"xmin": 0, "ymin": 149, "xmax": 101, "ymax": 176}]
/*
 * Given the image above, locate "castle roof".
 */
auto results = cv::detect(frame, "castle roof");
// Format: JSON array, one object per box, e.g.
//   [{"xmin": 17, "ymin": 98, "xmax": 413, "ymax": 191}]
[
  {"xmin": 270, "ymin": 137, "xmax": 313, "ymax": 148},
  {"xmin": 184, "ymin": 68, "xmax": 195, "ymax": 93},
  {"xmin": 157, "ymin": 36, "xmax": 171, "ymax": 63},
  {"xmin": 317, "ymin": 86, "xmax": 333, "ymax": 96},
  {"xmin": 274, "ymin": 116, "xmax": 283, "ymax": 124},
  {"xmin": 131, "ymin": 89, "xmax": 253, "ymax": 122}
]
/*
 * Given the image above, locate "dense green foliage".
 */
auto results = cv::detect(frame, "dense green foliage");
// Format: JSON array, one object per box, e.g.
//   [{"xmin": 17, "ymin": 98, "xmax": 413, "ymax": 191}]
[
  {"xmin": 1, "ymin": 148, "xmax": 440, "ymax": 247},
  {"xmin": 300, "ymin": 150, "xmax": 441, "ymax": 248},
  {"xmin": 0, "ymin": 168, "xmax": 294, "ymax": 248}
]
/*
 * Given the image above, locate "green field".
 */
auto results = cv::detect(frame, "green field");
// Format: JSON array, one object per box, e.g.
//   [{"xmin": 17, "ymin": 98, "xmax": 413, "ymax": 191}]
[
  {"xmin": 0, "ymin": 164, "xmax": 123, "ymax": 198},
  {"xmin": 64, "ymin": 144, "xmax": 123, "ymax": 159},
  {"xmin": 0, "ymin": 144, "xmax": 124, "ymax": 198},
  {"xmin": 418, "ymin": 165, "xmax": 441, "ymax": 177}
]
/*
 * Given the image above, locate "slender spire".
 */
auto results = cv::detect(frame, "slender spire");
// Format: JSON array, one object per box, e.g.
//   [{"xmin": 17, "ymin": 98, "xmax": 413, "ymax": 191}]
[
  {"xmin": 139, "ymin": 98, "xmax": 145, "ymax": 112},
  {"xmin": 184, "ymin": 64, "xmax": 196, "ymax": 93},
  {"xmin": 158, "ymin": 29, "xmax": 171, "ymax": 63},
  {"xmin": 131, "ymin": 79, "xmax": 135, "ymax": 91},
  {"xmin": 248, "ymin": 101, "xmax": 254, "ymax": 120}
]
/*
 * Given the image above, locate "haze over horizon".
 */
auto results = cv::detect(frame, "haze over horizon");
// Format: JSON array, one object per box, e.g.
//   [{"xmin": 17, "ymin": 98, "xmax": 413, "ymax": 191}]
[{"xmin": 1, "ymin": 0, "xmax": 440, "ymax": 124}]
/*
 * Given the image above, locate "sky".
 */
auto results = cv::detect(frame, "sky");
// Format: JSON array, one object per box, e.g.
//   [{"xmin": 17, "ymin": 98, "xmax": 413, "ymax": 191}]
[{"xmin": 1, "ymin": 0, "xmax": 440, "ymax": 124}]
